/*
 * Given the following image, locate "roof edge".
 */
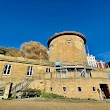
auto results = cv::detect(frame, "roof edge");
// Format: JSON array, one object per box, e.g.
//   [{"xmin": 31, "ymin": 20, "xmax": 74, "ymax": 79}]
[{"xmin": 47, "ymin": 31, "xmax": 86, "ymax": 48}]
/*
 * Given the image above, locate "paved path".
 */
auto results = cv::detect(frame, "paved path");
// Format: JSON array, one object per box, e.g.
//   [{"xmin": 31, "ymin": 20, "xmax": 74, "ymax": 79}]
[{"xmin": 0, "ymin": 99, "xmax": 110, "ymax": 110}]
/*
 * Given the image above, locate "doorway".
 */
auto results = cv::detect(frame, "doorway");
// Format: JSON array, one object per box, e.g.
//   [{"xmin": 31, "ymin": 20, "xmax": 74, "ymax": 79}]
[{"xmin": 100, "ymin": 84, "xmax": 110, "ymax": 99}]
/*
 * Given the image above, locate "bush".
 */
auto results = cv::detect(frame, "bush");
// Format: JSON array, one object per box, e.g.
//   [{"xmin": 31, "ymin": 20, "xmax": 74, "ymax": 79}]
[
  {"xmin": 40, "ymin": 92, "xmax": 65, "ymax": 99},
  {"xmin": 21, "ymin": 88, "xmax": 65, "ymax": 99},
  {"xmin": 22, "ymin": 88, "xmax": 41, "ymax": 98}
]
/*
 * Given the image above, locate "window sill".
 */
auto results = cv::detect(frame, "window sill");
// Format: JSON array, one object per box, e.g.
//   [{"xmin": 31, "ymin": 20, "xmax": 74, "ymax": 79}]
[
  {"xmin": 26, "ymin": 75, "xmax": 32, "ymax": 76},
  {"xmin": 63, "ymin": 91, "xmax": 66, "ymax": 94},
  {"xmin": 78, "ymin": 91, "xmax": 82, "ymax": 93},
  {"xmin": 2, "ymin": 74, "xmax": 10, "ymax": 76}
]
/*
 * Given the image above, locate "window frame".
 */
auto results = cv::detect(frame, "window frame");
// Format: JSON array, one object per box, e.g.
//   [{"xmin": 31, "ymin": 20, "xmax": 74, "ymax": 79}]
[
  {"xmin": 50, "ymin": 87, "xmax": 53, "ymax": 92},
  {"xmin": 63, "ymin": 87, "xmax": 66, "ymax": 93},
  {"xmin": 27, "ymin": 66, "xmax": 33, "ymax": 76},
  {"xmin": 78, "ymin": 87, "xmax": 82, "ymax": 92},
  {"xmin": 46, "ymin": 68, "xmax": 50, "ymax": 72},
  {"xmin": 93, "ymin": 87, "xmax": 96, "ymax": 92},
  {"xmin": 67, "ymin": 40, "xmax": 72, "ymax": 45},
  {"xmin": 2, "ymin": 64, "xmax": 12, "ymax": 75},
  {"xmin": 49, "ymin": 44, "xmax": 53, "ymax": 50}
]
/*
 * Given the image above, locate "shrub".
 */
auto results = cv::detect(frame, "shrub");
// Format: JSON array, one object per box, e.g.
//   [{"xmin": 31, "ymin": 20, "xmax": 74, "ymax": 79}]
[
  {"xmin": 21, "ymin": 88, "xmax": 65, "ymax": 99},
  {"xmin": 22, "ymin": 88, "xmax": 41, "ymax": 98},
  {"xmin": 41, "ymin": 92, "xmax": 65, "ymax": 99}
]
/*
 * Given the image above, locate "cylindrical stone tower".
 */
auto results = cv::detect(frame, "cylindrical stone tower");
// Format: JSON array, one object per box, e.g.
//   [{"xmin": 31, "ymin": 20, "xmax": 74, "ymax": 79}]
[{"xmin": 47, "ymin": 31, "xmax": 87, "ymax": 65}]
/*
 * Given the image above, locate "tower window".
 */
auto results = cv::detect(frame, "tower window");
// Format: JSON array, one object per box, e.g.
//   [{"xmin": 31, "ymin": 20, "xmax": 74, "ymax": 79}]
[
  {"xmin": 50, "ymin": 44, "xmax": 53, "ymax": 49},
  {"xmin": 63, "ymin": 87, "xmax": 66, "ymax": 92},
  {"xmin": 78, "ymin": 87, "xmax": 82, "ymax": 92},
  {"xmin": 3, "ymin": 64, "xmax": 12, "ymax": 75},
  {"xmin": 50, "ymin": 87, "xmax": 52, "ymax": 92},
  {"xmin": 67, "ymin": 40, "xmax": 72, "ymax": 44},
  {"xmin": 68, "ymin": 41, "xmax": 71, "ymax": 44}
]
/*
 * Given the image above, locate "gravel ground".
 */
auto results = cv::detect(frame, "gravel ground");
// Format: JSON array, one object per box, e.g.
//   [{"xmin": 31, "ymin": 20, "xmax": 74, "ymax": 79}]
[{"xmin": 0, "ymin": 99, "xmax": 110, "ymax": 110}]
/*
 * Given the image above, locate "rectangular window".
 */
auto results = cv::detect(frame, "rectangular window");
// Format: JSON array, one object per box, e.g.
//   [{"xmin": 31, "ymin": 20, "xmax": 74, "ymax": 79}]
[
  {"xmin": 50, "ymin": 44, "xmax": 53, "ymax": 49},
  {"xmin": 27, "ymin": 66, "xmax": 33, "ymax": 76},
  {"xmin": 63, "ymin": 87, "xmax": 66, "ymax": 92},
  {"xmin": 78, "ymin": 87, "xmax": 82, "ymax": 92},
  {"xmin": 3, "ymin": 64, "xmax": 12, "ymax": 75},
  {"xmin": 68, "ymin": 41, "xmax": 71, "ymax": 44},
  {"xmin": 50, "ymin": 87, "xmax": 52, "ymax": 92},
  {"xmin": 46, "ymin": 68, "xmax": 50, "ymax": 72},
  {"xmin": 67, "ymin": 40, "xmax": 72, "ymax": 44},
  {"xmin": 93, "ymin": 87, "xmax": 96, "ymax": 92}
]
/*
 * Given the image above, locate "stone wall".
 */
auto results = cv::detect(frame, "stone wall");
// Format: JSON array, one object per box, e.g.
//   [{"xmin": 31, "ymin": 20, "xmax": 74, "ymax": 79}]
[
  {"xmin": 0, "ymin": 56, "xmax": 54, "ymax": 85},
  {"xmin": 48, "ymin": 34, "xmax": 87, "ymax": 65},
  {"xmin": 43, "ymin": 78, "xmax": 110, "ymax": 100},
  {"xmin": 0, "ymin": 55, "xmax": 110, "ymax": 100}
]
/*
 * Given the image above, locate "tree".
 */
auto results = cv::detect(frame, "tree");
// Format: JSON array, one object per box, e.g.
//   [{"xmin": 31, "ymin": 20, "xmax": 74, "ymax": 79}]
[
  {"xmin": 20, "ymin": 41, "xmax": 48, "ymax": 60},
  {"xmin": 6, "ymin": 47, "xmax": 22, "ymax": 57},
  {"xmin": 0, "ymin": 46, "xmax": 8, "ymax": 55}
]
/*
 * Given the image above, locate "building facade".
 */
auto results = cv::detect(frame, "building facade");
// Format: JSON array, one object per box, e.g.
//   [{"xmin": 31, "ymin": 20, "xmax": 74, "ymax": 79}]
[
  {"xmin": 47, "ymin": 31, "xmax": 87, "ymax": 66},
  {"xmin": 0, "ymin": 31, "xmax": 110, "ymax": 100},
  {"xmin": 87, "ymin": 54, "xmax": 97, "ymax": 68},
  {"xmin": 97, "ymin": 60, "xmax": 106, "ymax": 69}
]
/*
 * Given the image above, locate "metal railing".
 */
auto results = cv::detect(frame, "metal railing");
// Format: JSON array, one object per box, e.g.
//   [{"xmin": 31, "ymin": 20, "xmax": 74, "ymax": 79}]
[{"xmin": 10, "ymin": 78, "xmax": 32, "ymax": 96}]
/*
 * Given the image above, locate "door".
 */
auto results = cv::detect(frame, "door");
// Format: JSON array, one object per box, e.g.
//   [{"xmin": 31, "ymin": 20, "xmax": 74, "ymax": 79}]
[{"xmin": 100, "ymin": 84, "xmax": 110, "ymax": 98}]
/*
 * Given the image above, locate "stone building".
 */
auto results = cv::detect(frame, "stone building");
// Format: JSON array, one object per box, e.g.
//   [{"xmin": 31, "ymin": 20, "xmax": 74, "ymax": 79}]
[
  {"xmin": 87, "ymin": 54, "xmax": 97, "ymax": 68},
  {"xmin": 97, "ymin": 60, "xmax": 106, "ymax": 69},
  {"xmin": 48, "ymin": 31, "xmax": 87, "ymax": 65},
  {"xmin": 0, "ymin": 31, "xmax": 110, "ymax": 100}
]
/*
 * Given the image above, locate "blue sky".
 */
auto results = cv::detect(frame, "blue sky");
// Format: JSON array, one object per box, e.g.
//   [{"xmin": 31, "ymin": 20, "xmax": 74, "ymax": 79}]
[{"xmin": 0, "ymin": 0, "xmax": 110, "ymax": 62}]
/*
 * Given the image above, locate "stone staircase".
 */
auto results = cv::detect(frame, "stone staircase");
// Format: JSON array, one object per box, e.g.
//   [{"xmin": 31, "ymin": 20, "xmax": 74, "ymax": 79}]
[
  {"xmin": 0, "ymin": 84, "xmax": 6, "ymax": 99},
  {"xmin": 10, "ymin": 78, "xmax": 33, "ymax": 98}
]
